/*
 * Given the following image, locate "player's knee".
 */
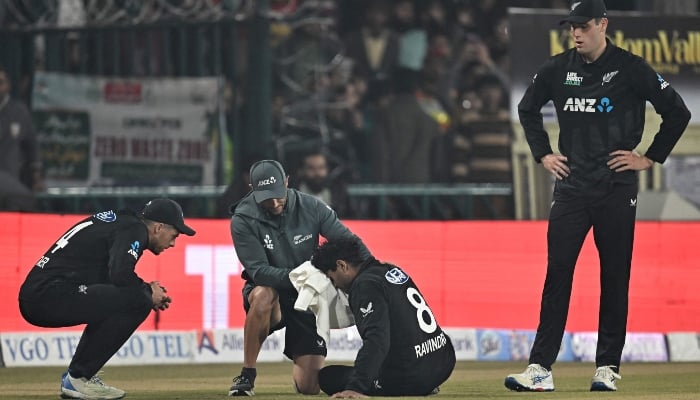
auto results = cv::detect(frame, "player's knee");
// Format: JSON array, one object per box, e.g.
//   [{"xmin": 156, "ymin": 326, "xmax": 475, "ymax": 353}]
[
  {"xmin": 293, "ymin": 379, "xmax": 320, "ymax": 395},
  {"xmin": 247, "ymin": 287, "xmax": 278, "ymax": 315}
]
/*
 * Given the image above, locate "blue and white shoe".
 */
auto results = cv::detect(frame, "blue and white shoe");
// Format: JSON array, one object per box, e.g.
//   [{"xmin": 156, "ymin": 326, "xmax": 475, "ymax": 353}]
[
  {"xmin": 60, "ymin": 371, "xmax": 125, "ymax": 399},
  {"xmin": 590, "ymin": 366, "xmax": 621, "ymax": 391},
  {"xmin": 505, "ymin": 363, "xmax": 555, "ymax": 392}
]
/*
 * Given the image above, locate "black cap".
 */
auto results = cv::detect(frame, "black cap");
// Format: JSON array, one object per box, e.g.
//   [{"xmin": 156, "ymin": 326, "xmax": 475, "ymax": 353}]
[
  {"xmin": 142, "ymin": 198, "xmax": 196, "ymax": 236},
  {"xmin": 250, "ymin": 160, "xmax": 287, "ymax": 203},
  {"xmin": 559, "ymin": 0, "xmax": 607, "ymax": 25}
]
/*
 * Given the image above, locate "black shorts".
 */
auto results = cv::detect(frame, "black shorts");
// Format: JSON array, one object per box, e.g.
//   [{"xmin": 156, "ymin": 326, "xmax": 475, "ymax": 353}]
[{"xmin": 242, "ymin": 281, "xmax": 327, "ymax": 360}]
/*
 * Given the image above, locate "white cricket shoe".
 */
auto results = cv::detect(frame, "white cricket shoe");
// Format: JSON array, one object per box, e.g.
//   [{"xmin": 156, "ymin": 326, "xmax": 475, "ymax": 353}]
[
  {"xmin": 590, "ymin": 366, "xmax": 621, "ymax": 391},
  {"xmin": 60, "ymin": 371, "xmax": 125, "ymax": 399},
  {"xmin": 504, "ymin": 363, "xmax": 555, "ymax": 392}
]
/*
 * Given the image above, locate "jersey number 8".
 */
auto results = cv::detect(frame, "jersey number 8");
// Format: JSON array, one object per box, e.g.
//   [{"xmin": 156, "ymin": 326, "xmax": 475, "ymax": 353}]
[{"xmin": 406, "ymin": 287, "xmax": 437, "ymax": 334}]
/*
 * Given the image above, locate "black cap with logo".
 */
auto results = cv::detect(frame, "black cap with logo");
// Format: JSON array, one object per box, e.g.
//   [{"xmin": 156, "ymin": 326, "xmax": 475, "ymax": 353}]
[
  {"xmin": 559, "ymin": 0, "xmax": 607, "ymax": 25},
  {"xmin": 141, "ymin": 198, "xmax": 196, "ymax": 236},
  {"xmin": 250, "ymin": 160, "xmax": 287, "ymax": 203}
]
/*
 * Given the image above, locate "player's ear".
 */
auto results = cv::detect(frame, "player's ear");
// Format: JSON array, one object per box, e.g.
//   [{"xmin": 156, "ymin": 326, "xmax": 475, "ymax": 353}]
[{"xmin": 336, "ymin": 260, "xmax": 346, "ymax": 272}]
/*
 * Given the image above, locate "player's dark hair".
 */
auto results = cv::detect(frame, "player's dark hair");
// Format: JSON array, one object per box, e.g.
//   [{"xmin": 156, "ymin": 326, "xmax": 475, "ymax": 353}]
[{"xmin": 311, "ymin": 236, "xmax": 366, "ymax": 273}]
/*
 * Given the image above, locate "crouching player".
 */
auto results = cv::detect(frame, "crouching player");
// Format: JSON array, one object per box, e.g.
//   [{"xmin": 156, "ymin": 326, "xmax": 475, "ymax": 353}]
[{"xmin": 311, "ymin": 237, "xmax": 455, "ymax": 397}]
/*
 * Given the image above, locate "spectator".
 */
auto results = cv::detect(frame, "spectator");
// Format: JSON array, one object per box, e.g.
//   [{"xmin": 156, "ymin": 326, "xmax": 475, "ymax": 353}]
[
  {"xmin": 217, "ymin": 153, "xmax": 265, "ymax": 218},
  {"xmin": 373, "ymin": 67, "xmax": 442, "ymax": 185},
  {"xmin": 290, "ymin": 150, "xmax": 353, "ymax": 218},
  {"xmin": 464, "ymin": 74, "xmax": 514, "ymax": 218},
  {"xmin": 343, "ymin": 1, "xmax": 399, "ymax": 103},
  {"xmin": 0, "ymin": 64, "xmax": 43, "ymax": 211},
  {"xmin": 392, "ymin": 0, "xmax": 428, "ymax": 73}
]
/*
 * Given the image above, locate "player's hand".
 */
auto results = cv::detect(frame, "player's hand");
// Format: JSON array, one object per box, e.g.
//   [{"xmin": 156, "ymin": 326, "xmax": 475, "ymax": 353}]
[
  {"xmin": 608, "ymin": 150, "xmax": 653, "ymax": 172},
  {"xmin": 150, "ymin": 281, "xmax": 172, "ymax": 311},
  {"xmin": 331, "ymin": 390, "xmax": 368, "ymax": 398},
  {"xmin": 541, "ymin": 153, "xmax": 570, "ymax": 180}
]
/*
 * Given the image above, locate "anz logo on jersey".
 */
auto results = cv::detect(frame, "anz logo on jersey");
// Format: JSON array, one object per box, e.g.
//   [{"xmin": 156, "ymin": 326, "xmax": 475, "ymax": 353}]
[
  {"xmin": 563, "ymin": 97, "xmax": 614, "ymax": 113},
  {"xmin": 128, "ymin": 241, "xmax": 140, "ymax": 260}
]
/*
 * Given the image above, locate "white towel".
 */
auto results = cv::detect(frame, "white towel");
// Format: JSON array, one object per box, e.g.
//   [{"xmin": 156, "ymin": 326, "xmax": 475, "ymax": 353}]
[{"xmin": 289, "ymin": 261, "xmax": 355, "ymax": 343}]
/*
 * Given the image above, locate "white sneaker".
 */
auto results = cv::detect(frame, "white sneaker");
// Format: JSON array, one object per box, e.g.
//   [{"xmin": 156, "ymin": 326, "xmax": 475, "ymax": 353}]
[
  {"xmin": 590, "ymin": 366, "xmax": 621, "ymax": 391},
  {"xmin": 60, "ymin": 371, "xmax": 126, "ymax": 400},
  {"xmin": 504, "ymin": 363, "xmax": 555, "ymax": 392}
]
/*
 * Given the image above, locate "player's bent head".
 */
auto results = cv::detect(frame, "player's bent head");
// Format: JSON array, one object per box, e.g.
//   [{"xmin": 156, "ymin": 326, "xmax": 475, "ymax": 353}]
[{"xmin": 311, "ymin": 236, "xmax": 365, "ymax": 273}]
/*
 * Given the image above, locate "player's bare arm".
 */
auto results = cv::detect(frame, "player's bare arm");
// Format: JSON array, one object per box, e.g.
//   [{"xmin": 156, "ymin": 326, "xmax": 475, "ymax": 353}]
[
  {"xmin": 607, "ymin": 150, "xmax": 653, "ymax": 172},
  {"xmin": 541, "ymin": 153, "xmax": 570, "ymax": 180}
]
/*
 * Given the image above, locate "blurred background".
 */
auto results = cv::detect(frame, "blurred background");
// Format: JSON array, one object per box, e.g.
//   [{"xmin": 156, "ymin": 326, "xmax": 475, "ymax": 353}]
[{"xmin": 1, "ymin": 0, "xmax": 698, "ymax": 221}]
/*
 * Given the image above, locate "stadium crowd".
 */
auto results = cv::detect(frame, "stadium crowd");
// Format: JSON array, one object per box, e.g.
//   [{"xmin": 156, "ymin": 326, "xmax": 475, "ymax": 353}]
[{"xmin": 0, "ymin": 0, "xmax": 698, "ymax": 218}]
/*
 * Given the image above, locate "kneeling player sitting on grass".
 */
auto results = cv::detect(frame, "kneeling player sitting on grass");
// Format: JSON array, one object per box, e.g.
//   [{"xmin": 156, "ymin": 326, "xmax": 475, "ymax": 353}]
[{"xmin": 311, "ymin": 237, "xmax": 456, "ymax": 397}]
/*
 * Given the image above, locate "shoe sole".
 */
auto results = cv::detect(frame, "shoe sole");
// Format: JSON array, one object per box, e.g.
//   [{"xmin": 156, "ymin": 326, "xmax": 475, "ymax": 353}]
[
  {"xmin": 229, "ymin": 389, "xmax": 255, "ymax": 396},
  {"xmin": 504, "ymin": 377, "xmax": 554, "ymax": 392},
  {"xmin": 60, "ymin": 391, "xmax": 125, "ymax": 400},
  {"xmin": 591, "ymin": 382, "xmax": 617, "ymax": 391}
]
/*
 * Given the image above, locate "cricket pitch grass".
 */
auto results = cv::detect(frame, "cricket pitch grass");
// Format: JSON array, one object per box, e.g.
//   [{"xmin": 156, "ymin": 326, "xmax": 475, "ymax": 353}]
[{"xmin": 1, "ymin": 361, "xmax": 699, "ymax": 399}]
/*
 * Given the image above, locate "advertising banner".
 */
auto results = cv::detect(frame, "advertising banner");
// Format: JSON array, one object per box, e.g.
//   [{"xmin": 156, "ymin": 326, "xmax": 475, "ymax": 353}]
[
  {"xmin": 2, "ymin": 215, "xmax": 699, "ymax": 334},
  {"xmin": 443, "ymin": 328, "xmax": 478, "ymax": 361},
  {"xmin": 476, "ymin": 329, "xmax": 511, "ymax": 361},
  {"xmin": 31, "ymin": 72, "xmax": 225, "ymax": 186},
  {"xmin": 0, "ymin": 331, "xmax": 197, "ymax": 367},
  {"xmin": 508, "ymin": 330, "xmax": 574, "ymax": 362},
  {"xmin": 666, "ymin": 332, "xmax": 700, "ymax": 361},
  {"xmin": 572, "ymin": 332, "xmax": 668, "ymax": 362},
  {"xmin": 193, "ymin": 329, "xmax": 286, "ymax": 364}
]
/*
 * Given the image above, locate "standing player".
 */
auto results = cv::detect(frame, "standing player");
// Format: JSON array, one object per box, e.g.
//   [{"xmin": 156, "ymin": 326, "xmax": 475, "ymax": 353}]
[
  {"xmin": 311, "ymin": 237, "xmax": 456, "ymax": 397},
  {"xmin": 505, "ymin": 0, "xmax": 690, "ymax": 392},
  {"xmin": 19, "ymin": 198, "xmax": 195, "ymax": 400},
  {"xmin": 228, "ymin": 159, "xmax": 371, "ymax": 396}
]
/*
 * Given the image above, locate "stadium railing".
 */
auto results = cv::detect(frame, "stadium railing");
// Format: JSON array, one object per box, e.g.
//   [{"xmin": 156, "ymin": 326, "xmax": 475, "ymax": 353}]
[
  {"xmin": 346, "ymin": 183, "xmax": 513, "ymax": 220},
  {"xmin": 35, "ymin": 183, "xmax": 513, "ymax": 220}
]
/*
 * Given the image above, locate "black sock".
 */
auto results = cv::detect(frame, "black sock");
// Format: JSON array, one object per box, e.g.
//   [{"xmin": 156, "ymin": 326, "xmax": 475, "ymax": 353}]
[
  {"xmin": 241, "ymin": 367, "xmax": 257, "ymax": 383},
  {"xmin": 68, "ymin": 368, "xmax": 86, "ymax": 380}
]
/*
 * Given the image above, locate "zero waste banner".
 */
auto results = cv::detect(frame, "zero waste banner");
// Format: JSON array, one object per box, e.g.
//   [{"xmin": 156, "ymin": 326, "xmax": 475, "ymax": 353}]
[{"xmin": 31, "ymin": 72, "xmax": 225, "ymax": 187}]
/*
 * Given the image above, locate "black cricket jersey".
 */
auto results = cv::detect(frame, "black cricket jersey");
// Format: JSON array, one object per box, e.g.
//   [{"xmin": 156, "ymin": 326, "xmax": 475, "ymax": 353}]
[
  {"xmin": 345, "ymin": 260, "xmax": 454, "ymax": 393},
  {"xmin": 518, "ymin": 39, "xmax": 690, "ymax": 190},
  {"xmin": 20, "ymin": 209, "xmax": 151, "ymax": 298}
]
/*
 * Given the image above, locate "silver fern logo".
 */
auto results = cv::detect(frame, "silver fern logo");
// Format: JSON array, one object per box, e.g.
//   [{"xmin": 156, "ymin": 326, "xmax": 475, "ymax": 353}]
[
  {"xmin": 360, "ymin": 302, "xmax": 374, "ymax": 318},
  {"xmin": 602, "ymin": 71, "xmax": 618, "ymax": 85}
]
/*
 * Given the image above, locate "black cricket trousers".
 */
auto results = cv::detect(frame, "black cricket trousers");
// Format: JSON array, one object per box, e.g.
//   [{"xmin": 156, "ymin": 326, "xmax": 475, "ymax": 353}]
[
  {"xmin": 19, "ymin": 281, "xmax": 152, "ymax": 379},
  {"xmin": 529, "ymin": 181, "xmax": 638, "ymax": 371}
]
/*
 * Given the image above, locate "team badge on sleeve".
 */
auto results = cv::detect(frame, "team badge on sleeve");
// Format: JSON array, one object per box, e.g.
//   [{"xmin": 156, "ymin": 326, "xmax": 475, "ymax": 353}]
[
  {"xmin": 94, "ymin": 210, "xmax": 117, "ymax": 222},
  {"xmin": 385, "ymin": 267, "xmax": 409, "ymax": 285}
]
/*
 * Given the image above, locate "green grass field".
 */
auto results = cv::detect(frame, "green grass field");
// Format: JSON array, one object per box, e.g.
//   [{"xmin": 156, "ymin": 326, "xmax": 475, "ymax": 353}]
[{"xmin": 1, "ymin": 361, "xmax": 699, "ymax": 399}]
